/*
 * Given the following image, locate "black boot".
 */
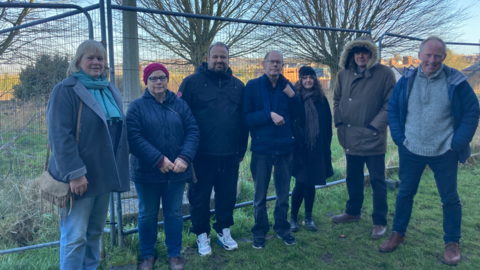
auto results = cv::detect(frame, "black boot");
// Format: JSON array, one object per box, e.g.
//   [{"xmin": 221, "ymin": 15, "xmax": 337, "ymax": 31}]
[
  {"xmin": 304, "ymin": 212, "xmax": 317, "ymax": 231},
  {"xmin": 290, "ymin": 215, "xmax": 300, "ymax": 232}
]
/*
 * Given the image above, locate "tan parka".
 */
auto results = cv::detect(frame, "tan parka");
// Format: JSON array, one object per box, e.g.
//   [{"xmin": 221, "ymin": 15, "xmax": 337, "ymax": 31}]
[{"xmin": 333, "ymin": 36, "xmax": 396, "ymax": 156}]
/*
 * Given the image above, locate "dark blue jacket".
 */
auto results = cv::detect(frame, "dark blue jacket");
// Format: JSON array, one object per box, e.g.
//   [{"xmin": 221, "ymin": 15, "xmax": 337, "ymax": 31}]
[
  {"xmin": 242, "ymin": 74, "xmax": 302, "ymax": 155},
  {"xmin": 126, "ymin": 89, "xmax": 200, "ymax": 183},
  {"xmin": 388, "ymin": 65, "xmax": 479, "ymax": 163}
]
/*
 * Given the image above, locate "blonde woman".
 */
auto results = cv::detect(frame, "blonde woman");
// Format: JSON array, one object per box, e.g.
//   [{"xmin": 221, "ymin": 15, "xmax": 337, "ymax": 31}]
[{"xmin": 47, "ymin": 40, "xmax": 129, "ymax": 270}]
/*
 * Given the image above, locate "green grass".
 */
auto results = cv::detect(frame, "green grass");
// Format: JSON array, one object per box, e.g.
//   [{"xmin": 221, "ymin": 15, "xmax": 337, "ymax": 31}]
[{"xmin": 2, "ymin": 158, "xmax": 480, "ymax": 269}]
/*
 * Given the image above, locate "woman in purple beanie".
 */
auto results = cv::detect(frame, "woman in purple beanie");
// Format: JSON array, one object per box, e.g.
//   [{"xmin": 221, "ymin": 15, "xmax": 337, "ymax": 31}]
[{"xmin": 126, "ymin": 63, "xmax": 200, "ymax": 270}]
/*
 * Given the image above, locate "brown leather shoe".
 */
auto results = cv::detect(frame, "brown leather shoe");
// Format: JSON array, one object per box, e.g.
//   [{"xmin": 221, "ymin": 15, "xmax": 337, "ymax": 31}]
[
  {"xmin": 332, "ymin": 213, "xmax": 361, "ymax": 223},
  {"xmin": 372, "ymin": 225, "xmax": 387, "ymax": 239},
  {"xmin": 379, "ymin": 232, "xmax": 405, "ymax": 252},
  {"xmin": 168, "ymin": 256, "xmax": 185, "ymax": 270},
  {"xmin": 138, "ymin": 257, "xmax": 154, "ymax": 270},
  {"xmin": 444, "ymin": 242, "xmax": 461, "ymax": 266}
]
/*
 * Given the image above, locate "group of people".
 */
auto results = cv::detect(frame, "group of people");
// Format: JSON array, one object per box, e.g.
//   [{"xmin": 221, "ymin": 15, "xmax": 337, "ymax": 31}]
[{"xmin": 46, "ymin": 34, "xmax": 479, "ymax": 270}]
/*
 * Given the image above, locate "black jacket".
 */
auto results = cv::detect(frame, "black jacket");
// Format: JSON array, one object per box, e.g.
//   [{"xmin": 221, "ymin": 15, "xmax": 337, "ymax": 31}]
[
  {"xmin": 178, "ymin": 63, "xmax": 248, "ymax": 158},
  {"xmin": 292, "ymin": 96, "xmax": 334, "ymax": 185},
  {"xmin": 126, "ymin": 89, "xmax": 200, "ymax": 183}
]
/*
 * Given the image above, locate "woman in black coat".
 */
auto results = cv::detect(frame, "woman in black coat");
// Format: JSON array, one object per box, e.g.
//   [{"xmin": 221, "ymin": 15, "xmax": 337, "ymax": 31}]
[
  {"xmin": 126, "ymin": 63, "xmax": 200, "ymax": 270},
  {"xmin": 290, "ymin": 66, "xmax": 334, "ymax": 232}
]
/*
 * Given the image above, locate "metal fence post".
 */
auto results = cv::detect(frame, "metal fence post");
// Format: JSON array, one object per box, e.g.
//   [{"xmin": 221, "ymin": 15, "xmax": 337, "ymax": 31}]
[
  {"xmin": 122, "ymin": 0, "xmax": 141, "ymax": 108},
  {"xmin": 106, "ymin": 0, "xmax": 116, "ymax": 85},
  {"xmin": 116, "ymin": 192, "xmax": 124, "ymax": 248},
  {"xmin": 109, "ymin": 192, "xmax": 116, "ymax": 248}
]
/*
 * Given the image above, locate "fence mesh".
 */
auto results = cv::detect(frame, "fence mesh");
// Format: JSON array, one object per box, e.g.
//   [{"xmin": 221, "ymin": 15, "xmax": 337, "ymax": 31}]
[
  {"xmin": 111, "ymin": 7, "xmax": 362, "ymax": 219},
  {"xmin": 0, "ymin": 6, "xmax": 100, "ymax": 250},
  {"xmin": 1, "ymin": 4, "xmax": 479, "ymax": 252}
]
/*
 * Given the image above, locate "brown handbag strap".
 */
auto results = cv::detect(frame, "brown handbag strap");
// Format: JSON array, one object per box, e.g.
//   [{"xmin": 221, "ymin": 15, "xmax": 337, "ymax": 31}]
[{"xmin": 44, "ymin": 100, "xmax": 83, "ymax": 171}]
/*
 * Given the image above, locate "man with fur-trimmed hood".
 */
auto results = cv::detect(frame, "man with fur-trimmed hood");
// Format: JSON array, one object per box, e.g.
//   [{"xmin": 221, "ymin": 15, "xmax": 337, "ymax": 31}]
[{"xmin": 332, "ymin": 36, "xmax": 396, "ymax": 239}]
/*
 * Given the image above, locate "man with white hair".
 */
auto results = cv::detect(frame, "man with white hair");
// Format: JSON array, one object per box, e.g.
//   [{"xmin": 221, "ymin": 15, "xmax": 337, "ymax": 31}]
[
  {"xmin": 242, "ymin": 50, "xmax": 302, "ymax": 249},
  {"xmin": 381, "ymin": 36, "xmax": 480, "ymax": 266}
]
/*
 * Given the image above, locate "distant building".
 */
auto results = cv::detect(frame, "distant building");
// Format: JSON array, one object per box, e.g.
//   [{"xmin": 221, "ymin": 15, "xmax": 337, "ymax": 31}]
[
  {"xmin": 389, "ymin": 58, "xmax": 397, "ymax": 66},
  {"xmin": 403, "ymin": 56, "xmax": 413, "ymax": 66}
]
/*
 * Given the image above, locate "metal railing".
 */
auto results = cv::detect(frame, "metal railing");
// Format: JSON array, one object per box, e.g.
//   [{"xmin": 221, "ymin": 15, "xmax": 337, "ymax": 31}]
[
  {"xmin": 0, "ymin": 3, "xmax": 96, "ymax": 39},
  {"xmin": 378, "ymin": 32, "xmax": 480, "ymax": 62}
]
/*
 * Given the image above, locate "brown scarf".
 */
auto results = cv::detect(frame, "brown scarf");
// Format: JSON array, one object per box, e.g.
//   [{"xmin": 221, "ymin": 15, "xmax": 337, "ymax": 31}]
[{"xmin": 299, "ymin": 89, "xmax": 319, "ymax": 149}]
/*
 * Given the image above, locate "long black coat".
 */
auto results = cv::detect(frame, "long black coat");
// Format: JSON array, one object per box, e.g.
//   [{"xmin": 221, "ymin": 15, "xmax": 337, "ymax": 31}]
[
  {"xmin": 292, "ymin": 96, "xmax": 334, "ymax": 185},
  {"xmin": 126, "ymin": 89, "xmax": 200, "ymax": 183}
]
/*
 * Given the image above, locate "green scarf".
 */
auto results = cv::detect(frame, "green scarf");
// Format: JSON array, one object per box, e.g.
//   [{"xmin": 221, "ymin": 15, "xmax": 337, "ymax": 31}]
[{"xmin": 73, "ymin": 69, "xmax": 122, "ymax": 122}]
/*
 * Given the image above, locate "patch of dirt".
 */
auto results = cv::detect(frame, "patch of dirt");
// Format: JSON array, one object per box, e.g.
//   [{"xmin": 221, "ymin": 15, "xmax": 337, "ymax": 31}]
[
  {"xmin": 320, "ymin": 253, "xmax": 334, "ymax": 264},
  {"xmin": 325, "ymin": 211, "xmax": 336, "ymax": 216},
  {"xmin": 209, "ymin": 255, "xmax": 227, "ymax": 270}
]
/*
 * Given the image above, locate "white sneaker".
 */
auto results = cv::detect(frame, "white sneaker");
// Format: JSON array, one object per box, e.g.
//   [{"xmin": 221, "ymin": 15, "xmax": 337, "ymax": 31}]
[
  {"xmin": 217, "ymin": 228, "xmax": 238, "ymax": 250},
  {"xmin": 196, "ymin": 233, "xmax": 212, "ymax": 256}
]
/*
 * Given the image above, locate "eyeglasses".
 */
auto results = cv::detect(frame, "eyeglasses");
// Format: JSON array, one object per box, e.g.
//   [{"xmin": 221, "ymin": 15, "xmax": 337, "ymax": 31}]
[
  {"xmin": 265, "ymin": 60, "xmax": 283, "ymax": 65},
  {"xmin": 148, "ymin": 76, "xmax": 168, "ymax": 82}
]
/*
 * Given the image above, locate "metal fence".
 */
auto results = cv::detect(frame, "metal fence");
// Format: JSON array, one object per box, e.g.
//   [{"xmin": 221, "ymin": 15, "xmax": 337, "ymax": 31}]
[{"xmin": 1, "ymin": 0, "xmax": 480, "ymax": 256}]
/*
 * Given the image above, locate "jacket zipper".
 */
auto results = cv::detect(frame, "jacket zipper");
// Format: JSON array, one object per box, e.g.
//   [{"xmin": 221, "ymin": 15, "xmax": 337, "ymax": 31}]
[{"xmin": 219, "ymin": 79, "xmax": 221, "ymax": 88}]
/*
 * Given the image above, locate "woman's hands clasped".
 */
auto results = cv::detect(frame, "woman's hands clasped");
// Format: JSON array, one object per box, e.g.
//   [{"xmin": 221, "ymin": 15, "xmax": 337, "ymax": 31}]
[{"xmin": 159, "ymin": 157, "xmax": 188, "ymax": 173}]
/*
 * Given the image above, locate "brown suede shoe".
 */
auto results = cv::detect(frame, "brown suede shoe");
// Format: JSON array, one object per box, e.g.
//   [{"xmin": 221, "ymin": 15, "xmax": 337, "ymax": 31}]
[
  {"xmin": 379, "ymin": 232, "xmax": 405, "ymax": 252},
  {"xmin": 372, "ymin": 225, "xmax": 387, "ymax": 239},
  {"xmin": 138, "ymin": 257, "xmax": 154, "ymax": 270},
  {"xmin": 332, "ymin": 213, "xmax": 361, "ymax": 223},
  {"xmin": 444, "ymin": 242, "xmax": 461, "ymax": 266}
]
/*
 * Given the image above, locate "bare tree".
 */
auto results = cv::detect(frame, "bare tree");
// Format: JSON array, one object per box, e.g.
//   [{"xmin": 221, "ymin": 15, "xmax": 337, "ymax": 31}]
[
  {"xmin": 136, "ymin": 0, "xmax": 276, "ymax": 68},
  {"xmin": 0, "ymin": 0, "xmax": 34, "ymax": 58},
  {"xmin": 273, "ymin": 0, "xmax": 473, "ymax": 89},
  {"xmin": 0, "ymin": 0, "xmax": 90, "ymax": 67}
]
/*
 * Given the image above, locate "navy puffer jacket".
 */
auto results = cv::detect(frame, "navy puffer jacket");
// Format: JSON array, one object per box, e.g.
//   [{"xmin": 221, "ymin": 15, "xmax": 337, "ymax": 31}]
[
  {"xmin": 127, "ymin": 89, "xmax": 200, "ymax": 183},
  {"xmin": 388, "ymin": 66, "xmax": 480, "ymax": 163}
]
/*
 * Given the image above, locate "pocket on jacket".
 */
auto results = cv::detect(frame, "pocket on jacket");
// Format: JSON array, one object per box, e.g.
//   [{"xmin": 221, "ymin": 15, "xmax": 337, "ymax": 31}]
[
  {"xmin": 362, "ymin": 127, "xmax": 386, "ymax": 152},
  {"xmin": 194, "ymin": 92, "xmax": 217, "ymax": 117},
  {"xmin": 228, "ymin": 93, "xmax": 242, "ymax": 114}
]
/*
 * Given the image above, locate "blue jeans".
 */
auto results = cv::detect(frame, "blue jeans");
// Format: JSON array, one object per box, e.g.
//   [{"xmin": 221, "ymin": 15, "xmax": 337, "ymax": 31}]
[
  {"xmin": 135, "ymin": 181, "xmax": 185, "ymax": 259},
  {"xmin": 250, "ymin": 152, "xmax": 293, "ymax": 239},
  {"xmin": 60, "ymin": 192, "xmax": 110, "ymax": 270},
  {"xmin": 392, "ymin": 145, "xmax": 462, "ymax": 243}
]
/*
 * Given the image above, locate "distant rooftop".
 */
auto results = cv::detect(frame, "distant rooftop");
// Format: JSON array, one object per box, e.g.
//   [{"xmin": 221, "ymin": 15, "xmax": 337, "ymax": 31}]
[{"xmin": 462, "ymin": 63, "xmax": 480, "ymax": 72}]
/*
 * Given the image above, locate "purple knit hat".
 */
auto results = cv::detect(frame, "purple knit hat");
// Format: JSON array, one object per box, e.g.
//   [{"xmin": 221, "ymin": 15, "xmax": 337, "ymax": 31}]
[{"xmin": 143, "ymin": 63, "xmax": 169, "ymax": 85}]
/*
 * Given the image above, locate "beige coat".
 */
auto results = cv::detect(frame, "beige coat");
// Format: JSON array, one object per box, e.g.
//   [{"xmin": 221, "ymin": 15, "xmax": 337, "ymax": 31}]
[{"xmin": 333, "ymin": 36, "xmax": 396, "ymax": 156}]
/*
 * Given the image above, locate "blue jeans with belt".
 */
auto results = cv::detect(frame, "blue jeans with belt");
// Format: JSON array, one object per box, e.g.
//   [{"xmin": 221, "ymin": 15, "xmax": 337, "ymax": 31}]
[
  {"xmin": 60, "ymin": 192, "xmax": 110, "ymax": 270},
  {"xmin": 392, "ymin": 145, "xmax": 462, "ymax": 243},
  {"xmin": 135, "ymin": 180, "xmax": 186, "ymax": 259}
]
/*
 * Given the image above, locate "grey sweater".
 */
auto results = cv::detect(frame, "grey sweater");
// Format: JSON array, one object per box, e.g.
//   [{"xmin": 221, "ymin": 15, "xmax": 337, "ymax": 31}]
[{"xmin": 404, "ymin": 65, "xmax": 454, "ymax": 156}]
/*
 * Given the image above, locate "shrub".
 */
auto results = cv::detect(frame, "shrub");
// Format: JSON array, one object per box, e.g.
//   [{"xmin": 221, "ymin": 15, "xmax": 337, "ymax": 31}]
[{"xmin": 13, "ymin": 54, "xmax": 69, "ymax": 101}]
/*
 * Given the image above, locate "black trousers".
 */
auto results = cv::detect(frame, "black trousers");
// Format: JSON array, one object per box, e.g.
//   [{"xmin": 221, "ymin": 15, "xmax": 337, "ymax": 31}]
[
  {"xmin": 250, "ymin": 152, "xmax": 293, "ymax": 238},
  {"xmin": 291, "ymin": 181, "xmax": 316, "ymax": 217},
  {"xmin": 345, "ymin": 154, "xmax": 388, "ymax": 226},
  {"xmin": 188, "ymin": 154, "xmax": 239, "ymax": 236}
]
